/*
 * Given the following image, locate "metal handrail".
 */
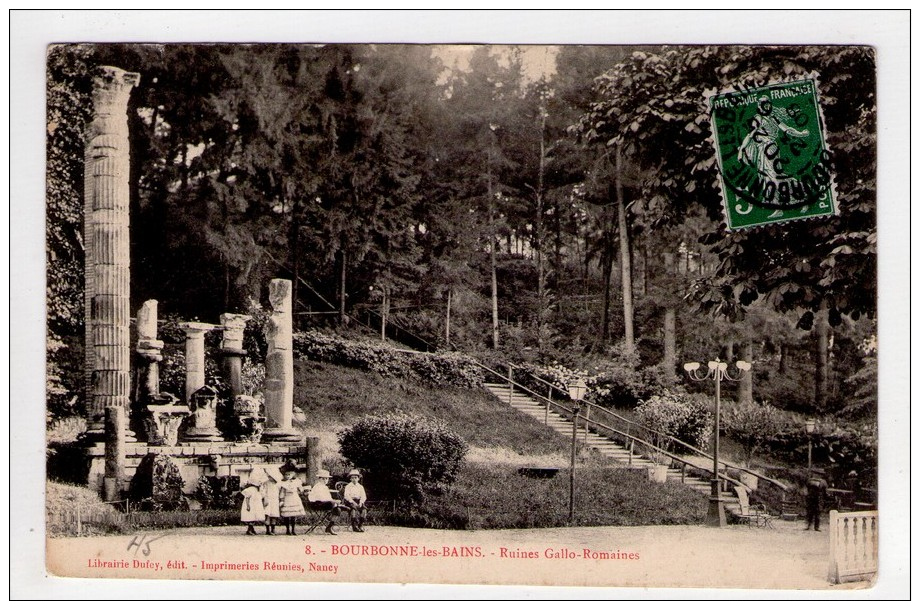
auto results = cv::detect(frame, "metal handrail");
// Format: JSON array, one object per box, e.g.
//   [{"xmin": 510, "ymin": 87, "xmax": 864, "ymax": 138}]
[
  {"xmin": 578, "ymin": 413, "xmax": 744, "ymax": 489},
  {"xmin": 579, "ymin": 396, "xmax": 788, "ymax": 491},
  {"xmin": 478, "ymin": 359, "xmax": 787, "ymax": 492},
  {"xmin": 477, "ymin": 367, "xmax": 739, "ymax": 488}
]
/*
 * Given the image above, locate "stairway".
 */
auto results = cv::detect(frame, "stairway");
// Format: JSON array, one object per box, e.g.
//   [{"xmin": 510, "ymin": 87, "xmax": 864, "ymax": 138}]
[{"xmin": 483, "ymin": 382, "xmax": 712, "ymax": 496}]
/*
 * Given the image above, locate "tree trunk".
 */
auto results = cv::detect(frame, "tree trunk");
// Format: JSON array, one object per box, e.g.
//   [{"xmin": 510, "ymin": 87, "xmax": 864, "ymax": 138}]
[
  {"xmin": 553, "ymin": 193, "xmax": 563, "ymax": 319},
  {"xmin": 641, "ymin": 241, "xmax": 649, "ymax": 297},
  {"xmin": 739, "ymin": 340, "xmax": 754, "ymax": 404},
  {"xmin": 599, "ymin": 221, "xmax": 614, "ymax": 349},
  {"xmin": 779, "ymin": 343, "xmax": 788, "ymax": 374},
  {"xmin": 338, "ymin": 246, "xmax": 347, "ymax": 326},
  {"xmin": 380, "ymin": 287, "xmax": 388, "ymax": 342},
  {"xmin": 445, "ymin": 287, "xmax": 452, "ymax": 346},
  {"xmin": 488, "ymin": 156, "xmax": 499, "ymax": 350},
  {"xmin": 615, "ymin": 149, "xmax": 635, "ymax": 356},
  {"xmin": 535, "ymin": 110, "xmax": 546, "ymax": 352},
  {"xmin": 289, "ymin": 197, "xmax": 300, "ymax": 319},
  {"xmin": 814, "ymin": 304, "xmax": 830, "ymax": 409},
  {"xmin": 663, "ymin": 308, "xmax": 676, "ymax": 376},
  {"xmin": 661, "ymin": 252, "xmax": 676, "ymax": 374},
  {"xmin": 223, "ymin": 260, "xmax": 231, "ymax": 312}
]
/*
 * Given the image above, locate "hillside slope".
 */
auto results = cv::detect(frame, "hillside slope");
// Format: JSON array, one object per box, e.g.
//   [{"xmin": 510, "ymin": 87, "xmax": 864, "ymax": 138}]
[{"xmin": 293, "ymin": 359, "xmax": 570, "ymax": 466}]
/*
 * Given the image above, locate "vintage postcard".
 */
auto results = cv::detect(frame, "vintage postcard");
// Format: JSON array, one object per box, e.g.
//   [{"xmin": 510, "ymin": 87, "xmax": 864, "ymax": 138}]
[{"xmin": 13, "ymin": 10, "xmax": 909, "ymax": 600}]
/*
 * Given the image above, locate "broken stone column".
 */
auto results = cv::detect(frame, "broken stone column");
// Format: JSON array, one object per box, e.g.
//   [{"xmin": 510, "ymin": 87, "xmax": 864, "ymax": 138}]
[
  {"xmin": 305, "ymin": 436, "xmax": 321, "ymax": 484},
  {"xmin": 135, "ymin": 300, "xmax": 165, "ymax": 403},
  {"xmin": 220, "ymin": 313, "xmax": 250, "ymax": 398},
  {"xmin": 84, "ymin": 66, "xmax": 140, "ymax": 438},
  {"xmin": 104, "ymin": 406, "xmax": 126, "ymax": 501},
  {"xmin": 180, "ymin": 322, "xmax": 215, "ymax": 403},
  {"xmin": 262, "ymin": 279, "xmax": 300, "ymax": 442}
]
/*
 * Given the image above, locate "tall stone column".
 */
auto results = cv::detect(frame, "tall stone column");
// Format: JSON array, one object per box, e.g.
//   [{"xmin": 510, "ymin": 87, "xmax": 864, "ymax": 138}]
[
  {"xmin": 262, "ymin": 279, "xmax": 300, "ymax": 442},
  {"xmin": 220, "ymin": 313, "xmax": 250, "ymax": 398},
  {"xmin": 180, "ymin": 322, "xmax": 215, "ymax": 402},
  {"xmin": 84, "ymin": 66, "xmax": 140, "ymax": 438}
]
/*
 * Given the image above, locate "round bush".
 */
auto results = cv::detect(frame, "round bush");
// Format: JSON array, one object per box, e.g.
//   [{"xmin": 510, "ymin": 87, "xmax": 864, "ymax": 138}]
[
  {"xmin": 636, "ymin": 391, "xmax": 713, "ymax": 458},
  {"xmin": 338, "ymin": 411, "xmax": 468, "ymax": 507}
]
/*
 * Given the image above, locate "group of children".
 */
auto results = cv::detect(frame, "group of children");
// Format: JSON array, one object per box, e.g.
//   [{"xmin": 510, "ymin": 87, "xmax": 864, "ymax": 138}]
[{"xmin": 240, "ymin": 461, "xmax": 368, "ymax": 536}]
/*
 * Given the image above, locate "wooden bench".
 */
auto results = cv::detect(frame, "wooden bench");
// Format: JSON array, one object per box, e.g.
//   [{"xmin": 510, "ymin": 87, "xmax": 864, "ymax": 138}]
[{"xmin": 517, "ymin": 467, "xmax": 560, "ymax": 479}]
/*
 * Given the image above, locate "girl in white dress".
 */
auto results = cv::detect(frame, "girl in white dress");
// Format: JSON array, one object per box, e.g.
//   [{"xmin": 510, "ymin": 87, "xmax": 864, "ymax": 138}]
[
  {"xmin": 278, "ymin": 461, "xmax": 306, "ymax": 535},
  {"xmin": 261, "ymin": 465, "xmax": 283, "ymax": 535},
  {"xmin": 240, "ymin": 482, "xmax": 266, "ymax": 535}
]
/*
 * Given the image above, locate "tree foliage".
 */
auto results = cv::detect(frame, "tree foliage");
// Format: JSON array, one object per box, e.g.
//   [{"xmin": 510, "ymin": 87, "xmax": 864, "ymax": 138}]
[{"xmin": 46, "ymin": 44, "xmax": 876, "ymax": 422}]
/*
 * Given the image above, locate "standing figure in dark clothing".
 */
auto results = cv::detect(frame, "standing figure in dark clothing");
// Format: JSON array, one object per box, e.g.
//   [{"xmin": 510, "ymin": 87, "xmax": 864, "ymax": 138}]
[{"xmin": 805, "ymin": 470, "xmax": 829, "ymax": 531}]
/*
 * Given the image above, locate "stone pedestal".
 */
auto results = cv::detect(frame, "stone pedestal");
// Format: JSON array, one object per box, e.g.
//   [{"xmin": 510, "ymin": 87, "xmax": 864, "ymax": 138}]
[
  {"xmin": 262, "ymin": 279, "xmax": 300, "ymax": 442},
  {"xmin": 183, "ymin": 385, "xmax": 223, "ymax": 443},
  {"xmin": 84, "ymin": 66, "xmax": 140, "ymax": 439},
  {"xmin": 233, "ymin": 394, "xmax": 265, "ymax": 443}
]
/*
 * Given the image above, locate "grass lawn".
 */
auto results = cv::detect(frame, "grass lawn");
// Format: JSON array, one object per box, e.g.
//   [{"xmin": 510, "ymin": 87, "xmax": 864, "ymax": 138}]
[
  {"xmin": 390, "ymin": 462, "xmax": 707, "ymax": 530},
  {"xmin": 294, "ymin": 359, "xmax": 570, "ymax": 464}
]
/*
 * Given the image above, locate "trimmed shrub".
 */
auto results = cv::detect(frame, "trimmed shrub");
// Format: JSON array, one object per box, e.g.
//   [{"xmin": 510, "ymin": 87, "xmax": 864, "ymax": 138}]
[
  {"xmin": 338, "ymin": 411, "xmax": 468, "ymax": 507},
  {"xmin": 636, "ymin": 391, "xmax": 713, "ymax": 460},
  {"xmin": 722, "ymin": 402, "xmax": 788, "ymax": 465},
  {"xmin": 294, "ymin": 330, "xmax": 483, "ymax": 388}
]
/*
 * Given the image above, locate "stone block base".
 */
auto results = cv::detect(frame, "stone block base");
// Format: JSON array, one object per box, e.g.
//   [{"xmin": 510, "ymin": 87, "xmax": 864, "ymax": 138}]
[
  {"xmin": 84, "ymin": 441, "xmax": 308, "ymax": 495},
  {"xmin": 261, "ymin": 428, "xmax": 302, "ymax": 443}
]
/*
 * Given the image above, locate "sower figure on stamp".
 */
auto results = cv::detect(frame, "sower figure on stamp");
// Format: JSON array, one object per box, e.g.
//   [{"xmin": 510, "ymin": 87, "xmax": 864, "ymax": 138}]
[
  {"xmin": 343, "ymin": 469, "xmax": 368, "ymax": 533},
  {"xmin": 307, "ymin": 469, "xmax": 342, "ymax": 535},
  {"xmin": 737, "ymin": 96, "xmax": 810, "ymax": 181},
  {"xmin": 804, "ymin": 469, "xmax": 828, "ymax": 531}
]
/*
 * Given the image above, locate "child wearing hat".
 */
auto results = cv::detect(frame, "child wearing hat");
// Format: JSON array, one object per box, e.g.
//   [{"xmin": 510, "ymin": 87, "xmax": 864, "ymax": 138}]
[
  {"xmin": 307, "ymin": 469, "xmax": 342, "ymax": 535},
  {"xmin": 278, "ymin": 460, "xmax": 306, "ymax": 535},
  {"xmin": 240, "ymin": 476, "xmax": 266, "ymax": 536},
  {"xmin": 342, "ymin": 469, "xmax": 368, "ymax": 532},
  {"xmin": 261, "ymin": 465, "xmax": 284, "ymax": 535}
]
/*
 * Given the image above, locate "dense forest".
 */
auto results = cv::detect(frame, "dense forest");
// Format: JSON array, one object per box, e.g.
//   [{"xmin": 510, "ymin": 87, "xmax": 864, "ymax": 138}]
[{"xmin": 47, "ymin": 43, "xmax": 877, "ymax": 424}]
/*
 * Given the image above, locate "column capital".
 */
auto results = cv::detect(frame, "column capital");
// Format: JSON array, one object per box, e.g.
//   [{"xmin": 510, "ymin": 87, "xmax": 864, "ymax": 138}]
[
  {"xmin": 180, "ymin": 322, "xmax": 217, "ymax": 338},
  {"xmin": 92, "ymin": 66, "xmax": 140, "ymax": 106},
  {"xmin": 220, "ymin": 313, "xmax": 251, "ymax": 329},
  {"xmin": 220, "ymin": 313, "xmax": 251, "ymax": 352}
]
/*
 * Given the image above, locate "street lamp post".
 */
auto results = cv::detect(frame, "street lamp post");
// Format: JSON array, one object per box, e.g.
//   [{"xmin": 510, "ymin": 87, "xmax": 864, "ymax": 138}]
[
  {"xmin": 684, "ymin": 358, "xmax": 752, "ymax": 527},
  {"xmin": 567, "ymin": 379, "xmax": 587, "ymax": 524},
  {"xmin": 805, "ymin": 418, "xmax": 817, "ymax": 472}
]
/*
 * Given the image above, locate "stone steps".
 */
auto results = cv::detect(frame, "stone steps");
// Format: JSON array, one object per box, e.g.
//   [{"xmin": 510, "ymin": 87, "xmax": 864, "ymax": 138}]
[{"xmin": 484, "ymin": 381, "xmax": 717, "ymax": 498}]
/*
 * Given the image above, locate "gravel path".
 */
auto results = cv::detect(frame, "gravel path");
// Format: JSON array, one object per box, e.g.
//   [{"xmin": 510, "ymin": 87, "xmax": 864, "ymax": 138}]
[{"xmin": 46, "ymin": 518, "xmax": 871, "ymax": 592}]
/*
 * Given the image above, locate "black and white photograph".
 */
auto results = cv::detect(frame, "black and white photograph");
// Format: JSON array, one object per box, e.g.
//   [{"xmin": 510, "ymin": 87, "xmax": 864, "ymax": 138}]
[{"xmin": 12, "ymin": 10, "xmax": 910, "ymax": 600}]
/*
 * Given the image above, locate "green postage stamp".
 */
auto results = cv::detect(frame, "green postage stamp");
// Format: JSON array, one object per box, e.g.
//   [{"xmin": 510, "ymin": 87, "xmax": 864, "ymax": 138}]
[{"xmin": 709, "ymin": 78, "xmax": 837, "ymax": 230}]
